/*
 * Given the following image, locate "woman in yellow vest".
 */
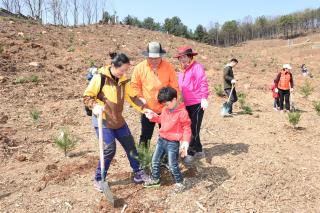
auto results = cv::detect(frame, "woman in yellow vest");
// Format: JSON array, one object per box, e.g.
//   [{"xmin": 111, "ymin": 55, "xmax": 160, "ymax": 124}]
[{"xmin": 83, "ymin": 53, "xmax": 149, "ymax": 191}]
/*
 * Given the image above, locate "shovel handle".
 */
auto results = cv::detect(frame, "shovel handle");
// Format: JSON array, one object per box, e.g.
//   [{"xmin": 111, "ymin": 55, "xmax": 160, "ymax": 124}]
[
  {"xmin": 227, "ymin": 84, "xmax": 235, "ymax": 103},
  {"xmin": 98, "ymin": 112, "xmax": 105, "ymax": 180}
]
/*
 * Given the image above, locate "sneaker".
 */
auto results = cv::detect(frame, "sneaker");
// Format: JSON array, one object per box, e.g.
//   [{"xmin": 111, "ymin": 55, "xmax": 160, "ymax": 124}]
[
  {"xmin": 273, "ymin": 107, "xmax": 278, "ymax": 111},
  {"xmin": 183, "ymin": 155, "xmax": 194, "ymax": 165},
  {"xmin": 174, "ymin": 182, "xmax": 186, "ymax": 193},
  {"xmin": 133, "ymin": 170, "xmax": 150, "ymax": 184},
  {"xmin": 144, "ymin": 178, "xmax": 160, "ymax": 188},
  {"xmin": 194, "ymin": 151, "xmax": 205, "ymax": 159},
  {"xmin": 93, "ymin": 180, "xmax": 103, "ymax": 192}
]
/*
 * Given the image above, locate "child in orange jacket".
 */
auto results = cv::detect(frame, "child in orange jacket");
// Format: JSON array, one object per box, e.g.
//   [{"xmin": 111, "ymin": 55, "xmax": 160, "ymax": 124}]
[
  {"xmin": 143, "ymin": 86, "xmax": 191, "ymax": 193},
  {"xmin": 271, "ymin": 80, "xmax": 280, "ymax": 111}
]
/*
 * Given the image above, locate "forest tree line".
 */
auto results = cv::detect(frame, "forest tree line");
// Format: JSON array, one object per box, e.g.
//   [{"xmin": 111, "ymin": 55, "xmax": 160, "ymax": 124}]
[{"xmin": 1, "ymin": 0, "xmax": 320, "ymax": 46}]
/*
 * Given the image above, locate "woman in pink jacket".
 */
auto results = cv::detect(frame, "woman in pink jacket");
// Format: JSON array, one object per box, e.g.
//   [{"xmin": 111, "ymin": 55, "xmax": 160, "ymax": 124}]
[{"xmin": 175, "ymin": 46, "xmax": 209, "ymax": 165}]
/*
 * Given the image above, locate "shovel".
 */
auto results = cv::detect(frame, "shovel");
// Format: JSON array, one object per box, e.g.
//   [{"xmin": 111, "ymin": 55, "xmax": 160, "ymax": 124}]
[
  {"xmin": 98, "ymin": 112, "xmax": 114, "ymax": 206},
  {"xmin": 221, "ymin": 84, "xmax": 235, "ymax": 117}
]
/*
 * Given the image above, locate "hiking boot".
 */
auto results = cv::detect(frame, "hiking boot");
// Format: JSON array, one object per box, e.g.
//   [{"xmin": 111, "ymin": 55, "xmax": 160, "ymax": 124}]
[
  {"xmin": 133, "ymin": 170, "xmax": 149, "ymax": 184},
  {"xmin": 194, "ymin": 151, "xmax": 205, "ymax": 159},
  {"xmin": 174, "ymin": 182, "xmax": 186, "ymax": 193},
  {"xmin": 93, "ymin": 180, "xmax": 103, "ymax": 192},
  {"xmin": 183, "ymin": 155, "xmax": 194, "ymax": 165},
  {"xmin": 144, "ymin": 178, "xmax": 160, "ymax": 188}
]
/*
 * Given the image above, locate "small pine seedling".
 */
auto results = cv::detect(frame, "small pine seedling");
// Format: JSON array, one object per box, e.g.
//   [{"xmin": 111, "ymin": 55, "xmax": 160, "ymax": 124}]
[
  {"xmin": 15, "ymin": 75, "xmax": 39, "ymax": 84},
  {"xmin": 300, "ymin": 81, "xmax": 314, "ymax": 98},
  {"xmin": 67, "ymin": 46, "xmax": 75, "ymax": 52},
  {"xmin": 242, "ymin": 105, "xmax": 253, "ymax": 115},
  {"xmin": 314, "ymin": 101, "xmax": 320, "ymax": 116},
  {"xmin": 288, "ymin": 111, "xmax": 301, "ymax": 129},
  {"xmin": 30, "ymin": 108, "xmax": 40, "ymax": 123},
  {"xmin": 0, "ymin": 43, "xmax": 4, "ymax": 54},
  {"xmin": 132, "ymin": 141, "xmax": 154, "ymax": 172},
  {"xmin": 54, "ymin": 128, "xmax": 77, "ymax": 157},
  {"xmin": 214, "ymin": 84, "xmax": 225, "ymax": 97}
]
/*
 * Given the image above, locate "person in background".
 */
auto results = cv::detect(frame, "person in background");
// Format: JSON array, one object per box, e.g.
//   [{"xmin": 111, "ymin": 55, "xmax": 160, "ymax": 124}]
[
  {"xmin": 271, "ymin": 79, "xmax": 280, "ymax": 111},
  {"xmin": 223, "ymin": 58, "xmax": 238, "ymax": 115},
  {"xmin": 274, "ymin": 64, "xmax": 294, "ymax": 112}
]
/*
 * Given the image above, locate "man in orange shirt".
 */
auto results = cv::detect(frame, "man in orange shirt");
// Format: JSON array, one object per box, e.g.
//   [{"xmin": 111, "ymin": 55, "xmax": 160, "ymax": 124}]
[{"xmin": 131, "ymin": 42, "xmax": 179, "ymax": 148}]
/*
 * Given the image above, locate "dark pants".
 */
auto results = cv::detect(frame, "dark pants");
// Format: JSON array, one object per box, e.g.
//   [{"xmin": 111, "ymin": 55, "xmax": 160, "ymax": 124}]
[
  {"xmin": 151, "ymin": 137, "xmax": 183, "ymax": 183},
  {"xmin": 274, "ymin": 97, "xmax": 280, "ymax": 108},
  {"xmin": 139, "ymin": 113, "xmax": 160, "ymax": 148},
  {"xmin": 224, "ymin": 88, "xmax": 238, "ymax": 113},
  {"xmin": 278, "ymin": 89, "xmax": 290, "ymax": 110},
  {"xmin": 94, "ymin": 124, "xmax": 140, "ymax": 181},
  {"xmin": 186, "ymin": 103, "xmax": 204, "ymax": 156}
]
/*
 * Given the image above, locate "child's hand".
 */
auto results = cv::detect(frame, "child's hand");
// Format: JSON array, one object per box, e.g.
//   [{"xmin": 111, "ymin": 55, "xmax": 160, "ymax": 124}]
[
  {"xmin": 144, "ymin": 109, "xmax": 156, "ymax": 119},
  {"xmin": 179, "ymin": 141, "xmax": 189, "ymax": 158}
]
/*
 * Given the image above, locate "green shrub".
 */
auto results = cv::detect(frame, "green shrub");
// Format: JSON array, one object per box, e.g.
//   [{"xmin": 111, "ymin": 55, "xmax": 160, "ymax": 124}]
[
  {"xmin": 242, "ymin": 105, "xmax": 253, "ymax": 115},
  {"xmin": 88, "ymin": 59, "xmax": 96, "ymax": 67},
  {"xmin": 237, "ymin": 92, "xmax": 247, "ymax": 108},
  {"xmin": 0, "ymin": 43, "xmax": 4, "ymax": 54},
  {"xmin": 288, "ymin": 111, "xmax": 301, "ymax": 129},
  {"xmin": 30, "ymin": 108, "xmax": 40, "ymax": 123},
  {"xmin": 300, "ymin": 81, "xmax": 314, "ymax": 98},
  {"xmin": 314, "ymin": 101, "xmax": 320, "ymax": 116},
  {"xmin": 54, "ymin": 128, "xmax": 78, "ymax": 157},
  {"xmin": 214, "ymin": 84, "xmax": 225, "ymax": 97},
  {"xmin": 15, "ymin": 75, "xmax": 39, "ymax": 84},
  {"xmin": 23, "ymin": 36, "xmax": 32, "ymax": 42},
  {"xmin": 81, "ymin": 40, "xmax": 88, "ymax": 46},
  {"xmin": 67, "ymin": 46, "xmax": 75, "ymax": 52},
  {"xmin": 237, "ymin": 92, "xmax": 253, "ymax": 114}
]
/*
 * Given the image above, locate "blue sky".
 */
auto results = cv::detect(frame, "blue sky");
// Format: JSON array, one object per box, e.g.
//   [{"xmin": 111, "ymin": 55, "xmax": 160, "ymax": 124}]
[{"xmin": 108, "ymin": 0, "xmax": 320, "ymax": 29}]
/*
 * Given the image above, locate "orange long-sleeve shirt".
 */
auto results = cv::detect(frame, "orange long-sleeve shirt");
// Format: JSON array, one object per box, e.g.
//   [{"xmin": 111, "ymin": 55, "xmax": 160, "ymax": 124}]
[{"xmin": 131, "ymin": 59, "xmax": 179, "ymax": 114}]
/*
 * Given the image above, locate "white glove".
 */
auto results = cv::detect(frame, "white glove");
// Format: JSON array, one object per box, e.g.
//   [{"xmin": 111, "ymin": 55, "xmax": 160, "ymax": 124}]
[
  {"xmin": 179, "ymin": 141, "xmax": 189, "ymax": 158},
  {"xmin": 139, "ymin": 97, "xmax": 147, "ymax": 105},
  {"xmin": 275, "ymin": 88, "xmax": 278, "ymax": 93},
  {"xmin": 92, "ymin": 104, "xmax": 104, "ymax": 115},
  {"xmin": 231, "ymin": 79, "xmax": 236, "ymax": 84},
  {"xmin": 290, "ymin": 88, "xmax": 294, "ymax": 92},
  {"xmin": 89, "ymin": 67, "xmax": 98, "ymax": 75},
  {"xmin": 200, "ymin": 99, "xmax": 208, "ymax": 110}
]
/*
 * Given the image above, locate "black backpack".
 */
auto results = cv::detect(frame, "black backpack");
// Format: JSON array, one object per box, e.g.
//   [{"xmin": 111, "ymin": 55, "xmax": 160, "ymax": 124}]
[{"xmin": 85, "ymin": 73, "xmax": 106, "ymax": 116}]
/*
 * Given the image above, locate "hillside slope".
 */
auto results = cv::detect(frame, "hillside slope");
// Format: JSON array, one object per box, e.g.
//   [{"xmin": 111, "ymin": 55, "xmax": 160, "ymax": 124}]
[{"xmin": 1, "ymin": 18, "xmax": 320, "ymax": 212}]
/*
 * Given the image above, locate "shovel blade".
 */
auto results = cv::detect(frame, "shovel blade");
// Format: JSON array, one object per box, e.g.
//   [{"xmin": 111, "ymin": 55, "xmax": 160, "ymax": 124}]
[
  {"xmin": 101, "ymin": 181, "xmax": 114, "ymax": 206},
  {"xmin": 220, "ymin": 102, "xmax": 231, "ymax": 117}
]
